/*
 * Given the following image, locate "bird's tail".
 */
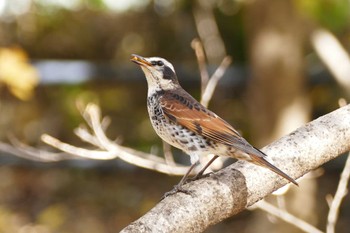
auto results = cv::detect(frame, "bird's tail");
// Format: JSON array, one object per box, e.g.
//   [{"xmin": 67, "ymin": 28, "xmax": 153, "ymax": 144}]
[{"xmin": 250, "ymin": 148, "xmax": 298, "ymax": 186}]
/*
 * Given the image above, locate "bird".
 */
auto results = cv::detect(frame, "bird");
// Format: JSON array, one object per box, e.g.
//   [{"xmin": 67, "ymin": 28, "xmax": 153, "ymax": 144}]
[{"xmin": 131, "ymin": 54, "xmax": 298, "ymax": 197}]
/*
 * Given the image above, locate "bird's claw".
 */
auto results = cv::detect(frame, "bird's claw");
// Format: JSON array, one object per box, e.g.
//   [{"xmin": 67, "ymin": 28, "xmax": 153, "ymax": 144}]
[
  {"xmin": 161, "ymin": 185, "xmax": 193, "ymax": 200},
  {"xmin": 185, "ymin": 172, "xmax": 214, "ymax": 184}
]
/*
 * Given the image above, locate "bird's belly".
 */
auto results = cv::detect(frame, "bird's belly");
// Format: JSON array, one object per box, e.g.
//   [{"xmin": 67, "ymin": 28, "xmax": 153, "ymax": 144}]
[{"xmin": 148, "ymin": 111, "xmax": 216, "ymax": 154}]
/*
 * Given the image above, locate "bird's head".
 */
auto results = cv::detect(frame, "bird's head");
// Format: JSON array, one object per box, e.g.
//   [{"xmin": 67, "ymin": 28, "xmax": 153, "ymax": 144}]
[{"xmin": 131, "ymin": 54, "xmax": 180, "ymax": 92}]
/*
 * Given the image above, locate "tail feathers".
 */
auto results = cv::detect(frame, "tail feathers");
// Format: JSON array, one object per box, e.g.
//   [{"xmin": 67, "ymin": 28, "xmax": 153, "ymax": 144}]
[{"xmin": 250, "ymin": 148, "xmax": 298, "ymax": 186}]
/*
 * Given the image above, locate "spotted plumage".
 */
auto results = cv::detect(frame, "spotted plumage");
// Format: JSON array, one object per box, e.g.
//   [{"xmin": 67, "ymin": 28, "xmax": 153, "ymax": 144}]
[{"xmin": 131, "ymin": 54, "xmax": 298, "ymax": 197}]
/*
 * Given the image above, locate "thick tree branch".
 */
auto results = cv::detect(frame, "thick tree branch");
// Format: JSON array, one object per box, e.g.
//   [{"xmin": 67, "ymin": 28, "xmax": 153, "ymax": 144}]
[{"xmin": 121, "ymin": 104, "xmax": 350, "ymax": 233}]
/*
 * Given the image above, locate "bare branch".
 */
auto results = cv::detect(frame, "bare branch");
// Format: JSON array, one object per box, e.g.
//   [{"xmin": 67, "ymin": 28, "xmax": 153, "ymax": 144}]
[
  {"xmin": 326, "ymin": 152, "xmax": 350, "ymax": 233},
  {"xmin": 201, "ymin": 56, "xmax": 232, "ymax": 107},
  {"xmin": 121, "ymin": 104, "xmax": 350, "ymax": 233},
  {"xmin": 1, "ymin": 102, "xmax": 193, "ymax": 175},
  {"xmin": 193, "ymin": 0, "xmax": 226, "ymax": 64},
  {"xmin": 162, "ymin": 141, "xmax": 176, "ymax": 166},
  {"xmin": 74, "ymin": 125, "xmax": 102, "ymax": 148},
  {"xmin": 191, "ymin": 38, "xmax": 210, "ymax": 93},
  {"xmin": 42, "ymin": 134, "xmax": 190, "ymax": 175},
  {"xmin": 311, "ymin": 28, "xmax": 350, "ymax": 92},
  {"xmin": 191, "ymin": 39, "xmax": 232, "ymax": 108},
  {"xmin": 0, "ymin": 141, "xmax": 62, "ymax": 162},
  {"xmin": 39, "ymin": 103, "xmax": 191, "ymax": 176},
  {"xmin": 4, "ymin": 136, "xmax": 75, "ymax": 162},
  {"xmin": 251, "ymin": 200, "xmax": 323, "ymax": 233},
  {"xmin": 41, "ymin": 134, "xmax": 117, "ymax": 160}
]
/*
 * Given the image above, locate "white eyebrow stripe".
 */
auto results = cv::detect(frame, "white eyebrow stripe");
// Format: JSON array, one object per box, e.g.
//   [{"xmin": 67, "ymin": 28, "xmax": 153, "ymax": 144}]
[{"xmin": 146, "ymin": 57, "xmax": 175, "ymax": 73}]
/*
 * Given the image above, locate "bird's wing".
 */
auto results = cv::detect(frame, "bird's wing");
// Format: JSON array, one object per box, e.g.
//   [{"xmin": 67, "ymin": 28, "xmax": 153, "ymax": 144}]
[{"xmin": 159, "ymin": 91, "xmax": 258, "ymax": 154}]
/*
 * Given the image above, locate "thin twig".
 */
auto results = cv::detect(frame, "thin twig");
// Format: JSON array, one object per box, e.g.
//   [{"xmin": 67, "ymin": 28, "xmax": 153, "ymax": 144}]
[
  {"xmin": 251, "ymin": 200, "xmax": 323, "ymax": 233},
  {"xmin": 6, "ymin": 136, "xmax": 75, "ymax": 162},
  {"xmin": 162, "ymin": 141, "xmax": 176, "ymax": 166},
  {"xmin": 76, "ymin": 122, "xmax": 171, "ymax": 163},
  {"xmin": 326, "ymin": 152, "xmax": 350, "ymax": 233},
  {"xmin": 74, "ymin": 125, "xmax": 102, "ymax": 148},
  {"xmin": 0, "ymin": 140, "xmax": 72, "ymax": 162},
  {"xmin": 41, "ymin": 134, "xmax": 117, "ymax": 160},
  {"xmin": 191, "ymin": 38, "xmax": 210, "ymax": 93},
  {"xmin": 201, "ymin": 56, "xmax": 232, "ymax": 107}
]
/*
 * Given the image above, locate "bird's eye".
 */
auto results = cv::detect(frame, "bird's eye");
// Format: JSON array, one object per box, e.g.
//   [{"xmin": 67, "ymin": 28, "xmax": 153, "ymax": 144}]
[{"xmin": 151, "ymin": 60, "xmax": 164, "ymax": 66}]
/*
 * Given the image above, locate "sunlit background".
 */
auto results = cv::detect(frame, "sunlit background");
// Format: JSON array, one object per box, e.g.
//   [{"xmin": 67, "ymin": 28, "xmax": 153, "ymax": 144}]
[{"xmin": 0, "ymin": 0, "xmax": 349, "ymax": 232}]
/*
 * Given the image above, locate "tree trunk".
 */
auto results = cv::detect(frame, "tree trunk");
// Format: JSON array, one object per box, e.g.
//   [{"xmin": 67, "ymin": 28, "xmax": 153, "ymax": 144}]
[{"xmin": 245, "ymin": 0, "xmax": 309, "ymax": 146}]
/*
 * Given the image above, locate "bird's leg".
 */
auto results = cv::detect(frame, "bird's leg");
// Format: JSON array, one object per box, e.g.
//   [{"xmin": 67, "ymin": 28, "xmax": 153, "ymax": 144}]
[
  {"xmin": 188, "ymin": 155, "xmax": 219, "ymax": 182},
  {"xmin": 162, "ymin": 161, "xmax": 199, "ymax": 199}
]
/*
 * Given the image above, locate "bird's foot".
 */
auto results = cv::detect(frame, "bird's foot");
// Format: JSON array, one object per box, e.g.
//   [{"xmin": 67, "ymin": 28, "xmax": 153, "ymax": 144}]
[
  {"xmin": 161, "ymin": 185, "xmax": 193, "ymax": 200},
  {"xmin": 185, "ymin": 172, "xmax": 214, "ymax": 184}
]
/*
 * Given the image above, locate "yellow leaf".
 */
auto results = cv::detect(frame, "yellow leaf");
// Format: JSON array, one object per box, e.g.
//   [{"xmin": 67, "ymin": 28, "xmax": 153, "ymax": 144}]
[{"xmin": 0, "ymin": 47, "xmax": 39, "ymax": 100}]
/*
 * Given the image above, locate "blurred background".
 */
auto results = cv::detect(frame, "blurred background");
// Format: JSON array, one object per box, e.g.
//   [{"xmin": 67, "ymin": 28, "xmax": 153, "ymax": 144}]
[{"xmin": 0, "ymin": 0, "xmax": 350, "ymax": 232}]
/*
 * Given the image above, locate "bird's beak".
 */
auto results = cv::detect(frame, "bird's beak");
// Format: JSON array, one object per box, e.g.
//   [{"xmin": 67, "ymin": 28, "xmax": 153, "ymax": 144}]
[{"xmin": 131, "ymin": 54, "xmax": 152, "ymax": 67}]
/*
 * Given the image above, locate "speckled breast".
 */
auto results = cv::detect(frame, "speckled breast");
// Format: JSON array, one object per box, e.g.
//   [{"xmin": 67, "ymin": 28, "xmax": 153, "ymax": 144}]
[{"xmin": 147, "ymin": 93, "xmax": 220, "ymax": 155}]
